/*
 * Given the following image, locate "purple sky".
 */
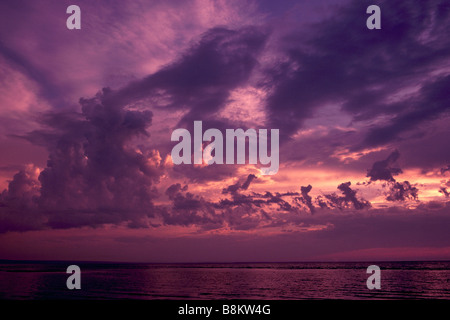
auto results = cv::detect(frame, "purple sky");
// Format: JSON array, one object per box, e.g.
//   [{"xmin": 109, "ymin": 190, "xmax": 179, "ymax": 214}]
[{"xmin": 0, "ymin": 0, "xmax": 449, "ymax": 262}]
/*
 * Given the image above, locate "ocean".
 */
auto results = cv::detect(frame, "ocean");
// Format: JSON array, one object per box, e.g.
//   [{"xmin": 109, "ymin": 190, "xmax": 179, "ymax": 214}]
[{"xmin": 0, "ymin": 261, "xmax": 449, "ymax": 300}]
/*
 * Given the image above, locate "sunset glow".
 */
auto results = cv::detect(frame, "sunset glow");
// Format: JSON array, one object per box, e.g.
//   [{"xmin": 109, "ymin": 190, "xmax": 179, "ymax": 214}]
[{"xmin": 0, "ymin": 0, "xmax": 449, "ymax": 263}]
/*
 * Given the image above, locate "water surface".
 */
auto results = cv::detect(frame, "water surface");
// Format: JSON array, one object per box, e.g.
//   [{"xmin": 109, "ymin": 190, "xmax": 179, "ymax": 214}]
[{"xmin": 0, "ymin": 261, "xmax": 449, "ymax": 299}]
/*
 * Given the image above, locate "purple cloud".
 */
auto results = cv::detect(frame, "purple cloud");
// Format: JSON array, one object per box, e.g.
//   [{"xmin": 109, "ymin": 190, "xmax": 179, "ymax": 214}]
[
  {"xmin": 0, "ymin": 0, "xmax": 447, "ymax": 247},
  {"xmin": 1, "ymin": 87, "xmax": 163, "ymax": 231},
  {"xmin": 263, "ymin": 0, "xmax": 450, "ymax": 150},
  {"xmin": 386, "ymin": 181, "xmax": 419, "ymax": 202},
  {"xmin": 367, "ymin": 150, "xmax": 402, "ymax": 182}
]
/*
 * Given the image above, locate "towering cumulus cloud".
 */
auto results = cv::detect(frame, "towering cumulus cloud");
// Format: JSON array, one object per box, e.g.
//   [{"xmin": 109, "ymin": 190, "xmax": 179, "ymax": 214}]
[
  {"xmin": 0, "ymin": 27, "xmax": 269, "ymax": 232},
  {"xmin": 1, "ymin": 88, "xmax": 163, "ymax": 231}
]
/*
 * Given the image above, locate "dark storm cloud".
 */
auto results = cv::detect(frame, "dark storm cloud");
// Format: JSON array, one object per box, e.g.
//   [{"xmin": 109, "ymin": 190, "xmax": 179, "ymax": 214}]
[
  {"xmin": 241, "ymin": 174, "xmax": 257, "ymax": 190},
  {"xmin": 300, "ymin": 185, "xmax": 314, "ymax": 213},
  {"xmin": 158, "ymin": 176, "xmax": 374, "ymax": 231},
  {"xmin": 337, "ymin": 182, "xmax": 371, "ymax": 210},
  {"xmin": 365, "ymin": 151, "xmax": 421, "ymax": 202},
  {"xmin": 165, "ymin": 183, "xmax": 188, "ymax": 200},
  {"xmin": 0, "ymin": 87, "xmax": 164, "ymax": 231},
  {"xmin": 264, "ymin": 0, "xmax": 450, "ymax": 147},
  {"xmin": 160, "ymin": 192, "xmax": 222, "ymax": 229},
  {"xmin": 386, "ymin": 181, "xmax": 419, "ymax": 202},
  {"xmin": 38, "ymin": 89, "xmax": 160, "ymax": 214},
  {"xmin": 0, "ymin": 166, "xmax": 41, "ymax": 234},
  {"xmin": 222, "ymin": 174, "xmax": 257, "ymax": 194},
  {"xmin": 0, "ymin": 166, "xmax": 45, "ymax": 233},
  {"xmin": 2, "ymin": 168, "xmax": 40, "ymax": 205},
  {"xmin": 366, "ymin": 150, "xmax": 402, "ymax": 182},
  {"xmin": 1, "ymin": 1, "xmax": 448, "ymax": 234},
  {"xmin": 362, "ymin": 75, "xmax": 450, "ymax": 147},
  {"xmin": 0, "ymin": 26, "xmax": 270, "ymax": 232},
  {"xmin": 108, "ymin": 27, "xmax": 268, "ymax": 126},
  {"xmin": 120, "ymin": 26, "xmax": 268, "ymax": 181},
  {"xmin": 1, "ymin": 142, "xmax": 374, "ymax": 233},
  {"xmin": 161, "ymin": 177, "xmax": 287, "ymax": 231},
  {"xmin": 321, "ymin": 182, "xmax": 371, "ymax": 210}
]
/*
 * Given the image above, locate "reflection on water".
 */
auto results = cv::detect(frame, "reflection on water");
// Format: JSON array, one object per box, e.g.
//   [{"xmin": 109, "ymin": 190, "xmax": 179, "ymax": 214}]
[{"xmin": 0, "ymin": 261, "xmax": 449, "ymax": 299}]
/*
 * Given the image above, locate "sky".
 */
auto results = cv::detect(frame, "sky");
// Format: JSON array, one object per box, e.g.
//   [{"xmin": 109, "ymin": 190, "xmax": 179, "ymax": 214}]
[{"xmin": 0, "ymin": 0, "xmax": 449, "ymax": 263}]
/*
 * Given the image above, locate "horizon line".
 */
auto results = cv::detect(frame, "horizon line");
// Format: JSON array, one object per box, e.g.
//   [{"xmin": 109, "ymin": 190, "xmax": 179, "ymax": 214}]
[{"xmin": 1, "ymin": 258, "xmax": 449, "ymax": 265}]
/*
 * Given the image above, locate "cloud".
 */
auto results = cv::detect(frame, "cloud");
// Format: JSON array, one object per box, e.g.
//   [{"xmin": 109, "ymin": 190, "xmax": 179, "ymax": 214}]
[
  {"xmin": 438, "ymin": 165, "xmax": 450, "ymax": 197},
  {"xmin": 362, "ymin": 75, "xmax": 450, "ymax": 148},
  {"xmin": 320, "ymin": 181, "xmax": 371, "ymax": 210},
  {"xmin": 262, "ymin": 0, "xmax": 450, "ymax": 150},
  {"xmin": 110, "ymin": 26, "xmax": 268, "ymax": 126},
  {"xmin": 222, "ymin": 174, "xmax": 257, "ymax": 194},
  {"xmin": 0, "ymin": 25, "xmax": 270, "ymax": 232},
  {"xmin": 439, "ymin": 187, "xmax": 449, "ymax": 197},
  {"xmin": 366, "ymin": 150, "xmax": 402, "ymax": 182},
  {"xmin": 0, "ymin": 165, "xmax": 45, "ymax": 233},
  {"xmin": 0, "ymin": 1, "xmax": 448, "ymax": 239},
  {"xmin": 165, "ymin": 183, "xmax": 188, "ymax": 200},
  {"xmin": 386, "ymin": 181, "xmax": 419, "ymax": 202},
  {"xmin": 158, "ymin": 175, "xmax": 376, "ymax": 232},
  {"xmin": 300, "ymin": 184, "xmax": 314, "ymax": 213},
  {"xmin": 365, "ymin": 150, "xmax": 421, "ymax": 202},
  {"xmin": 1, "ymin": 165, "xmax": 40, "ymax": 205},
  {"xmin": 1, "ymin": 87, "xmax": 164, "ymax": 231}
]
